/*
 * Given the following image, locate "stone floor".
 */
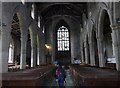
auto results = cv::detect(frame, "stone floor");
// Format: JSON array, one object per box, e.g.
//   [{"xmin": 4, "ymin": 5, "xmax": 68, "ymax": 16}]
[{"xmin": 45, "ymin": 69, "xmax": 76, "ymax": 88}]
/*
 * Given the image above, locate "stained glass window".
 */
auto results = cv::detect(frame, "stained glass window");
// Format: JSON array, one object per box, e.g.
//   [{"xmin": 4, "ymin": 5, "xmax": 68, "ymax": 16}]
[{"xmin": 57, "ymin": 26, "xmax": 69, "ymax": 51}]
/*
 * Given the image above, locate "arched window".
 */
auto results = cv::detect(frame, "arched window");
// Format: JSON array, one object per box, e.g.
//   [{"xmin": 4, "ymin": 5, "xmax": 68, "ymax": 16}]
[
  {"xmin": 31, "ymin": 4, "xmax": 35, "ymax": 19},
  {"xmin": 57, "ymin": 26, "xmax": 69, "ymax": 51},
  {"xmin": 38, "ymin": 16, "xmax": 40, "ymax": 28},
  {"xmin": 42, "ymin": 26, "xmax": 45, "ymax": 34},
  {"xmin": 8, "ymin": 43, "xmax": 14, "ymax": 63}
]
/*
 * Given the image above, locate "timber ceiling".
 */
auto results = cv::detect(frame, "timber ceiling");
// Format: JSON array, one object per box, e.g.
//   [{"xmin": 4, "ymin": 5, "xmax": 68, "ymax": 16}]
[
  {"xmin": 11, "ymin": 13, "xmax": 20, "ymax": 37},
  {"xmin": 36, "ymin": 2, "xmax": 87, "ymax": 24},
  {"xmin": 11, "ymin": 2, "xmax": 87, "ymax": 37}
]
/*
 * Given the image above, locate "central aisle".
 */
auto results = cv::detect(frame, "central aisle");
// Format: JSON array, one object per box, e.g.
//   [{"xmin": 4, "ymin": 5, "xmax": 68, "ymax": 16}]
[{"xmin": 45, "ymin": 69, "xmax": 76, "ymax": 88}]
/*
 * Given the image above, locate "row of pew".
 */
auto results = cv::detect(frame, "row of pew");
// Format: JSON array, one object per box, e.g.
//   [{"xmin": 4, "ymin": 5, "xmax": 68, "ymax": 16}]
[
  {"xmin": 69, "ymin": 64, "xmax": 120, "ymax": 88},
  {"xmin": 2, "ymin": 65, "xmax": 55, "ymax": 88}
]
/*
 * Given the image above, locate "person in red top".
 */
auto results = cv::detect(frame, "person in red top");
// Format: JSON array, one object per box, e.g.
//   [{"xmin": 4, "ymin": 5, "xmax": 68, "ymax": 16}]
[{"xmin": 55, "ymin": 65, "xmax": 66, "ymax": 88}]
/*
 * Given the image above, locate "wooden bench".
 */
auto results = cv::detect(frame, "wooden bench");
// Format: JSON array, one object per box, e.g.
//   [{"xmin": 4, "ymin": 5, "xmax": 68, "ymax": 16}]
[
  {"xmin": 2, "ymin": 65, "xmax": 55, "ymax": 88},
  {"xmin": 69, "ymin": 65, "xmax": 120, "ymax": 88}
]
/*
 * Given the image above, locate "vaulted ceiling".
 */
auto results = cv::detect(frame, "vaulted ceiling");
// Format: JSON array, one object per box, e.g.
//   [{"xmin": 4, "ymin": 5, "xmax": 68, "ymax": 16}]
[{"xmin": 36, "ymin": 2, "xmax": 87, "ymax": 24}]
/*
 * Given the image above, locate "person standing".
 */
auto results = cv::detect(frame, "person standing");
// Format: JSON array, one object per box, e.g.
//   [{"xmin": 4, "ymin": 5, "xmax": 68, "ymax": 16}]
[{"xmin": 55, "ymin": 65, "xmax": 66, "ymax": 88}]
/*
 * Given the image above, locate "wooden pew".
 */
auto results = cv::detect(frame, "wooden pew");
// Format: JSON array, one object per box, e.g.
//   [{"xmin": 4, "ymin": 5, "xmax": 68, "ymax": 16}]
[
  {"xmin": 2, "ymin": 65, "xmax": 55, "ymax": 88},
  {"xmin": 69, "ymin": 65, "xmax": 120, "ymax": 88}
]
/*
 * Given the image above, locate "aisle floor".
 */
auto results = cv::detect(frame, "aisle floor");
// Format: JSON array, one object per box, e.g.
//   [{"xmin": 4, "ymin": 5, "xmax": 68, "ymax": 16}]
[{"xmin": 46, "ymin": 69, "xmax": 76, "ymax": 88}]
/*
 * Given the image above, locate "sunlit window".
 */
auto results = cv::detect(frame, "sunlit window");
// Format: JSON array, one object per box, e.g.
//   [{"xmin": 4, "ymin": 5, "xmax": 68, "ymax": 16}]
[
  {"xmin": 38, "ymin": 16, "xmax": 40, "ymax": 28},
  {"xmin": 31, "ymin": 4, "xmax": 35, "ymax": 19},
  {"xmin": 42, "ymin": 26, "xmax": 45, "ymax": 34},
  {"xmin": 8, "ymin": 43, "xmax": 14, "ymax": 63},
  {"xmin": 57, "ymin": 26, "xmax": 69, "ymax": 51}
]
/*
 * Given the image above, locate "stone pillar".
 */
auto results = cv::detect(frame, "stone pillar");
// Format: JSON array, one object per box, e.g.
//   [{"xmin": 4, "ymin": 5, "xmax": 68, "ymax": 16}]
[
  {"xmin": 39, "ymin": 21, "xmax": 45, "ymax": 65},
  {"xmin": 39, "ymin": 42, "xmax": 43, "ymax": 65},
  {"xmin": 37, "ymin": 32, "xmax": 42, "ymax": 65},
  {"xmin": 89, "ymin": 36, "xmax": 95, "ymax": 66},
  {"xmin": 0, "ymin": 26, "xmax": 10, "ymax": 73},
  {"xmin": 20, "ymin": 27, "xmax": 28, "ymax": 69},
  {"xmin": 37, "ymin": 35, "xmax": 40, "ymax": 65},
  {"xmin": 0, "ymin": 42, "xmax": 1, "ymax": 87},
  {"xmin": 41, "ymin": 35, "xmax": 45, "ymax": 64},
  {"xmin": 84, "ymin": 41, "xmax": 89, "ymax": 64},
  {"xmin": 0, "ymin": 30, "xmax": 1, "ymax": 73},
  {"xmin": 111, "ymin": 25, "xmax": 120, "ymax": 71},
  {"xmin": 51, "ymin": 21, "xmax": 55, "ymax": 63},
  {"xmin": 30, "ymin": 25, "xmax": 37, "ymax": 67},
  {"xmin": 97, "ymin": 37, "xmax": 105, "ymax": 67},
  {"xmin": 1, "ymin": 2, "xmax": 12, "ymax": 73},
  {"xmin": 80, "ymin": 44, "xmax": 84, "ymax": 64}
]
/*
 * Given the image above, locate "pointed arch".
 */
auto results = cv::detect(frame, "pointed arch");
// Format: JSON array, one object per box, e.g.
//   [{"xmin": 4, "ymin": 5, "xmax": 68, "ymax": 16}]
[
  {"xmin": 97, "ymin": 8, "xmax": 115, "ymax": 68},
  {"xmin": 55, "ymin": 19, "xmax": 71, "ymax": 64}
]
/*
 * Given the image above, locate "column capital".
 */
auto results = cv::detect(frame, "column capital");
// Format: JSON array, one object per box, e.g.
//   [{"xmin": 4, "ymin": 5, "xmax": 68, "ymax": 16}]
[{"xmin": 110, "ymin": 24, "xmax": 120, "ymax": 30}]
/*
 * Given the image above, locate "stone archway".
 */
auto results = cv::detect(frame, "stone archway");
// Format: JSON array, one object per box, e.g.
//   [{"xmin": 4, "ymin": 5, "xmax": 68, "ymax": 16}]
[
  {"xmin": 8, "ymin": 13, "xmax": 21, "ymax": 70},
  {"xmin": 102, "ymin": 10, "xmax": 115, "ymax": 68},
  {"xmin": 97, "ymin": 9, "xmax": 115, "ymax": 68}
]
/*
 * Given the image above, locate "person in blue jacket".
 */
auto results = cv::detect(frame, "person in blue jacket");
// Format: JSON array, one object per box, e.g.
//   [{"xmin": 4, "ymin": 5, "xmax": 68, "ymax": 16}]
[{"xmin": 55, "ymin": 65, "xmax": 66, "ymax": 88}]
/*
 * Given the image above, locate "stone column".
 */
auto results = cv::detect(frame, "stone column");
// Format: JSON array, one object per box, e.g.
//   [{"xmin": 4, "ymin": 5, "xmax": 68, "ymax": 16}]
[
  {"xmin": 37, "ymin": 31, "xmax": 42, "ymax": 65},
  {"xmin": 80, "ymin": 44, "xmax": 84, "ymax": 64},
  {"xmin": 39, "ymin": 42, "xmax": 43, "ymax": 65},
  {"xmin": 39, "ymin": 21, "xmax": 45, "ymax": 65},
  {"xmin": 0, "ymin": 26, "xmax": 11, "ymax": 73},
  {"xmin": 20, "ymin": 27, "xmax": 28, "ymax": 69},
  {"xmin": 97, "ymin": 37, "xmax": 105, "ymax": 67},
  {"xmin": 84, "ymin": 41, "xmax": 89, "ymax": 64},
  {"xmin": 1, "ymin": 2, "xmax": 12, "ymax": 73},
  {"xmin": 0, "ymin": 29, "xmax": 1, "ymax": 73},
  {"xmin": 111, "ymin": 25, "xmax": 120, "ymax": 71},
  {"xmin": 0, "ymin": 41, "xmax": 1, "ymax": 87},
  {"xmin": 51, "ymin": 21, "xmax": 55, "ymax": 63},
  {"xmin": 89, "ymin": 36, "xmax": 95, "ymax": 66},
  {"xmin": 30, "ymin": 25, "xmax": 37, "ymax": 67},
  {"xmin": 37, "ymin": 35, "xmax": 40, "ymax": 65},
  {"xmin": 41, "ymin": 34, "xmax": 45, "ymax": 64}
]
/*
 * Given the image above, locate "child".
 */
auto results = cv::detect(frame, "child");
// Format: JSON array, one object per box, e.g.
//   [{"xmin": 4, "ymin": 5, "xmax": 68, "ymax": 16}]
[{"xmin": 55, "ymin": 66, "xmax": 66, "ymax": 88}]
